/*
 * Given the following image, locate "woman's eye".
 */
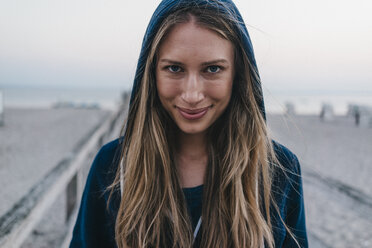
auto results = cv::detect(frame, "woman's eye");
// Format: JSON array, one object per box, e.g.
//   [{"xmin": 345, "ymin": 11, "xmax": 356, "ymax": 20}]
[
  {"xmin": 206, "ymin": 65, "xmax": 221, "ymax": 73},
  {"xmin": 167, "ymin": 65, "xmax": 182, "ymax": 73}
]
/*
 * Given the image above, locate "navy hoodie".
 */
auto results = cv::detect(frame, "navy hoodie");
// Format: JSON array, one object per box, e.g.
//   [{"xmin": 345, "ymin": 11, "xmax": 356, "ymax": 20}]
[{"xmin": 70, "ymin": 0, "xmax": 308, "ymax": 247}]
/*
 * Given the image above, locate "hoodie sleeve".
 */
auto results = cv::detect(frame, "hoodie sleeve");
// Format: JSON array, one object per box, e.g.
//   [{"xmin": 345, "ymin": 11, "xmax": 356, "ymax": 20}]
[
  {"xmin": 272, "ymin": 142, "xmax": 308, "ymax": 248},
  {"xmin": 69, "ymin": 140, "xmax": 120, "ymax": 248}
]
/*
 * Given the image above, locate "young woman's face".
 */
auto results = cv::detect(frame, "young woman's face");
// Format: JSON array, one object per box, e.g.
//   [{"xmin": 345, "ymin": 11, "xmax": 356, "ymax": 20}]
[{"xmin": 156, "ymin": 21, "xmax": 234, "ymax": 135}]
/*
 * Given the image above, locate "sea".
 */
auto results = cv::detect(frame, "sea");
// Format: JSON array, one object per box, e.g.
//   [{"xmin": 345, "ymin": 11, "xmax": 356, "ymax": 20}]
[
  {"xmin": 0, "ymin": 86, "xmax": 371, "ymax": 115},
  {"xmin": 0, "ymin": 86, "xmax": 125, "ymax": 111}
]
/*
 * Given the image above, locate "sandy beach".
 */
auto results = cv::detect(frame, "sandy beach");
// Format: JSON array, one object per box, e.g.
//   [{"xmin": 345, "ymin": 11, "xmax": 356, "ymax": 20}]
[
  {"xmin": 0, "ymin": 107, "xmax": 112, "ymax": 217},
  {"xmin": 267, "ymin": 114, "xmax": 372, "ymax": 196},
  {"xmin": 1, "ymin": 108, "xmax": 371, "ymax": 247},
  {"xmin": 0, "ymin": 105, "xmax": 128, "ymax": 248},
  {"xmin": 268, "ymin": 114, "xmax": 372, "ymax": 248}
]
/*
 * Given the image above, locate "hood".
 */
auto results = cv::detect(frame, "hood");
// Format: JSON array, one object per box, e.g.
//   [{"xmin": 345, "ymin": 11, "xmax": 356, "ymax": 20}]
[{"xmin": 129, "ymin": 0, "xmax": 265, "ymax": 119}]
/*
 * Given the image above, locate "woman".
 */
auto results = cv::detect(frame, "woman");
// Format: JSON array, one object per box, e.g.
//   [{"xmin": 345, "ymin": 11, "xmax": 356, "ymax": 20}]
[{"xmin": 70, "ymin": 0, "xmax": 308, "ymax": 247}]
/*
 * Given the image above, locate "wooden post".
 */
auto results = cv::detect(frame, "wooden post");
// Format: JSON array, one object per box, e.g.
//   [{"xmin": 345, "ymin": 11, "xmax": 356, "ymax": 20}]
[{"xmin": 66, "ymin": 174, "xmax": 77, "ymax": 222}]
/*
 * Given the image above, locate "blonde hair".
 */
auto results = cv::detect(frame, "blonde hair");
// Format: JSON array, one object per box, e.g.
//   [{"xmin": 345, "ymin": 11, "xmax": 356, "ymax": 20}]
[{"xmin": 110, "ymin": 4, "xmax": 299, "ymax": 248}]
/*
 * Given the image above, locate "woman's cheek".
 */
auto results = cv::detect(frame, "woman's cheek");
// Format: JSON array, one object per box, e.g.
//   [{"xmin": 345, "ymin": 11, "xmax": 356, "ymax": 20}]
[
  {"xmin": 157, "ymin": 79, "xmax": 182, "ymax": 101},
  {"xmin": 206, "ymin": 80, "xmax": 233, "ymax": 100}
]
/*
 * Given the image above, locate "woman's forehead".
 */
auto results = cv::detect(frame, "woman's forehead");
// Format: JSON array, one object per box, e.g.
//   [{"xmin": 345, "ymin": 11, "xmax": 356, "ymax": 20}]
[{"xmin": 157, "ymin": 21, "xmax": 234, "ymax": 64}]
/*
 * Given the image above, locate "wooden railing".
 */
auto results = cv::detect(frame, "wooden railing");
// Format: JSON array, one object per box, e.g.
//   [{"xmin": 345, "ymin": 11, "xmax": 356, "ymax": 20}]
[{"xmin": 0, "ymin": 94, "xmax": 129, "ymax": 248}]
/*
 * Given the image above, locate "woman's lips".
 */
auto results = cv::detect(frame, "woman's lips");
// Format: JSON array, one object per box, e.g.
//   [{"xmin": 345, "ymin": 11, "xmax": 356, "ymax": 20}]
[{"xmin": 177, "ymin": 106, "xmax": 210, "ymax": 120}]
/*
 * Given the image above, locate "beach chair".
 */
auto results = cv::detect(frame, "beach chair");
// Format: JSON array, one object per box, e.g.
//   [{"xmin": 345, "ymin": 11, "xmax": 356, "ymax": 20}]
[{"xmin": 320, "ymin": 103, "xmax": 334, "ymax": 121}]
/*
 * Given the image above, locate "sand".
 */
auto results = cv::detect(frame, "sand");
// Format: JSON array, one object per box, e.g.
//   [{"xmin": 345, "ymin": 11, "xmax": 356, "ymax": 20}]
[
  {"xmin": 0, "ymin": 105, "xmax": 128, "ymax": 248},
  {"xmin": 267, "ymin": 114, "xmax": 372, "ymax": 248},
  {"xmin": 267, "ymin": 114, "xmax": 372, "ymax": 197},
  {"xmin": 0, "ymin": 107, "xmax": 112, "ymax": 218}
]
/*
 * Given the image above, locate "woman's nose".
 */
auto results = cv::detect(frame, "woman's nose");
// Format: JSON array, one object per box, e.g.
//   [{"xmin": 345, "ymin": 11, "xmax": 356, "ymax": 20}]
[{"xmin": 181, "ymin": 74, "xmax": 204, "ymax": 105}]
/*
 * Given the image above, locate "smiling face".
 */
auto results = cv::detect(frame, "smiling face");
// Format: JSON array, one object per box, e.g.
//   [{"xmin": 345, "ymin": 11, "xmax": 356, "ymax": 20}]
[{"xmin": 156, "ymin": 20, "xmax": 235, "ymax": 136}]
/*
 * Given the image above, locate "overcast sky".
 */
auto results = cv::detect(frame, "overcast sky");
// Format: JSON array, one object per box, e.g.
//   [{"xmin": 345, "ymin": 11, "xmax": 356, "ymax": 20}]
[{"xmin": 0, "ymin": 0, "xmax": 371, "ymax": 92}]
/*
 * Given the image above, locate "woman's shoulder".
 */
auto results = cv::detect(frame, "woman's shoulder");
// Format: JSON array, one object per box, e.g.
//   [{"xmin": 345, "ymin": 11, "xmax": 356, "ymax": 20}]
[
  {"xmin": 270, "ymin": 140, "xmax": 308, "ymax": 247},
  {"xmin": 270, "ymin": 140, "xmax": 304, "ymax": 212},
  {"xmin": 272, "ymin": 140, "xmax": 301, "ymax": 187},
  {"xmin": 96, "ymin": 137, "xmax": 122, "ymax": 165},
  {"xmin": 85, "ymin": 137, "xmax": 123, "ymax": 191},
  {"xmin": 92, "ymin": 138, "xmax": 122, "ymax": 172},
  {"xmin": 271, "ymin": 140, "xmax": 301, "ymax": 176},
  {"xmin": 70, "ymin": 138, "xmax": 123, "ymax": 248}
]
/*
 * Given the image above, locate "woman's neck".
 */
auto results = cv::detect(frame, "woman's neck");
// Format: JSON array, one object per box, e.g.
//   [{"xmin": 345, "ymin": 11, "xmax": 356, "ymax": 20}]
[{"xmin": 176, "ymin": 132, "xmax": 208, "ymax": 188}]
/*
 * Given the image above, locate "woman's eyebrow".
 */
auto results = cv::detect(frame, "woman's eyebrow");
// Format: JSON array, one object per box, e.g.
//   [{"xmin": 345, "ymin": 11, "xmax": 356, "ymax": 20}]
[
  {"xmin": 201, "ymin": 59, "xmax": 229, "ymax": 66},
  {"xmin": 158, "ymin": 59, "xmax": 184, "ymax": 65},
  {"xmin": 159, "ymin": 59, "xmax": 229, "ymax": 66}
]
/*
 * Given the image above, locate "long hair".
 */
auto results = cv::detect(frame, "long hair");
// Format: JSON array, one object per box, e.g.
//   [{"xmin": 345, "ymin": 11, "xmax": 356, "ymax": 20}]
[{"xmin": 110, "ymin": 2, "xmax": 297, "ymax": 248}]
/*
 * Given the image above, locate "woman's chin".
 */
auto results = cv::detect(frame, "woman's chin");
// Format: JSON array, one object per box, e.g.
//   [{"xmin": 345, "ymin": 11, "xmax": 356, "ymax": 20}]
[{"xmin": 177, "ymin": 124, "xmax": 208, "ymax": 136}]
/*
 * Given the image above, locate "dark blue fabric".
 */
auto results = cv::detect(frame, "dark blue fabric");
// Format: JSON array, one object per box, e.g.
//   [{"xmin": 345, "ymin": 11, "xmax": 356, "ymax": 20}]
[
  {"xmin": 70, "ymin": 139, "xmax": 308, "ymax": 247},
  {"xmin": 70, "ymin": 0, "xmax": 308, "ymax": 246},
  {"xmin": 69, "ymin": 140, "xmax": 120, "ymax": 248},
  {"xmin": 182, "ymin": 185, "xmax": 203, "ymax": 230},
  {"xmin": 271, "ymin": 143, "xmax": 308, "ymax": 247}
]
